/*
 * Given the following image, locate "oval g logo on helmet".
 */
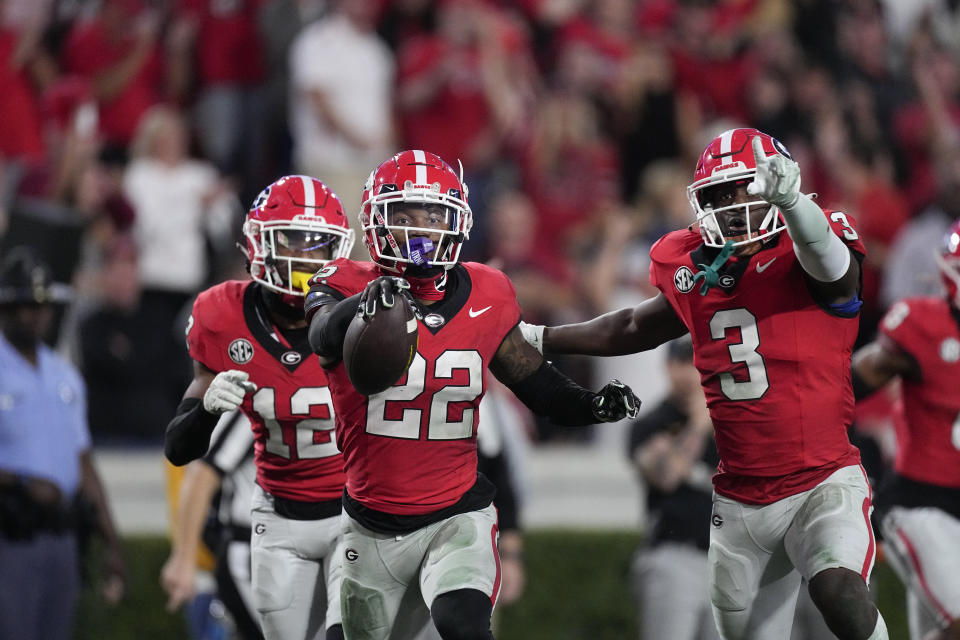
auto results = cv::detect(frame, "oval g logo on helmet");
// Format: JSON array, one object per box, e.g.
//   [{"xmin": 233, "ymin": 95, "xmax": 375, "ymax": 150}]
[
  {"xmin": 771, "ymin": 137, "xmax": 792, "ymax": 160},
  {"xmin": 229, "ymin": 338, "xmax": 255, "ymax": 364}
]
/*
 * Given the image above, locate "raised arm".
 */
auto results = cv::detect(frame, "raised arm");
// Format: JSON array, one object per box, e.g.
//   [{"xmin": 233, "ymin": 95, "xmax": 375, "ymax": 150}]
[
  {"xmin": 490, "ymin": 325, "xmax": 640, "ymax": 426},
  {"xmin": 522, "ymin": 293, "xmax": 687, "ymax": 357},
  {"xmin": 746, "ymin": 136, "xmax": 860, "ymax": 304}
]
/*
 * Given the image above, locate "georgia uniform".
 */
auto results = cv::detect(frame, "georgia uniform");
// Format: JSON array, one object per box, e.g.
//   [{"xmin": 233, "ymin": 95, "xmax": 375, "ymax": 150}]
[
  {"xmin": 875, "ymin": 296, "xmax": 960, "ymax": 634},
  {"xmin": 187, "ymin": 280, "xmax": 345, "ymax": 636},
  {"xmin": 309, "ymin": 258, "xmax": 518, "ymax": 635},
  {"xmin": 650, "ymin": 208, "xmax": 877, "ymax": 637}
]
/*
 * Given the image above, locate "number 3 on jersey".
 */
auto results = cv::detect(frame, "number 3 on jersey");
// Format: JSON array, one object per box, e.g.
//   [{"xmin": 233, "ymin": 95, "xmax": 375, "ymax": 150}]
[{"xmin": 710, "ymin": 308, "xmax": 770, "ymax": 400}]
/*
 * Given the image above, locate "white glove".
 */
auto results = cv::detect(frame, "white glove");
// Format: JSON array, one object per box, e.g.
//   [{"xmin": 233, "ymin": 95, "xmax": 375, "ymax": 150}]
[
  {"xmin": 518, "ymin": 321, "xmax": 545, "ymax": 354},
  {"xmin": 746, "ymin": 136, "xmax": 801, "ymax": 211},
  {"xmin": 203, "ymin": 370, "xmax": 257, "ymax": 414}
]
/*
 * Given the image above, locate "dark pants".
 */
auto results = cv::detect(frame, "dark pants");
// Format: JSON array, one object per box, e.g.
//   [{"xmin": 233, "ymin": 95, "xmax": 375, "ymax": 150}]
[{"xmin": 0, "ymin": 532, "xmax": 79, "ymax": 640}]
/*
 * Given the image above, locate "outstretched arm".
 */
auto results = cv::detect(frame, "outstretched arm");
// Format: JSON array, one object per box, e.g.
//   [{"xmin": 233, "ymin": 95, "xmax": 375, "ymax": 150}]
[
  {"xmin": 523, "ymin": 293, "xmax": 687, "ymax": 356},
  {"xmin": 490, "ymin": 325, "xmax": 640, "ymax": 425},
  {"xmin": 850, "ymin": 337, "xmax": 920, "ymax": 401}
]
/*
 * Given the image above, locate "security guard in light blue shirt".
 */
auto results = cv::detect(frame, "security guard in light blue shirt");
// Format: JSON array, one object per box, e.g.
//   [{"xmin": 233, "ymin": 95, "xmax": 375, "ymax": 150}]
[{"xmin": 0, "ymin": 247, "xmax": 126, "ymax": 640}]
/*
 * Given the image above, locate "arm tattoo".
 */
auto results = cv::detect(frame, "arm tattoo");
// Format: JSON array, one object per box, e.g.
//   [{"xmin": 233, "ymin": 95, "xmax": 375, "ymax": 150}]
[{"xmin": 490, "ymin": 325, "xmax": 543, "ymax": 385}]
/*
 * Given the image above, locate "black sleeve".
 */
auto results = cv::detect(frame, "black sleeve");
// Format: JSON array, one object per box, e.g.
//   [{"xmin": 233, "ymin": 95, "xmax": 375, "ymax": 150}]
[
  {"xmin": 478, "ymin": 451, "xmax": 520, "ymax": 533},
  {"xmin": 164, "ymin": 397, "xmax": 220, "ymax": 466},
  {"xmin": 505, "ymin": 360, "xmax": 597, "ymax": 427},
  {"xmin": 307, "ymin": 289, "xmax": 362, "ymax": 360}
]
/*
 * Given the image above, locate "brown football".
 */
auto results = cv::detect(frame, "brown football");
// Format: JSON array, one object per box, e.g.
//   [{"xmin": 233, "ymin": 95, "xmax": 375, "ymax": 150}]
[{"xmin": 343, "ymin": 300, "xmax": 419, "ymax": 396}]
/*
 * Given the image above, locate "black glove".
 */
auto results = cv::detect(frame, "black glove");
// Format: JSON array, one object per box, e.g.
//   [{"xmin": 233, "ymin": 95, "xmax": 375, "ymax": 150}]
[
  {"xmin": 359, "ymin": 276, "xmax": 412, "ymax": 317},
  {"xmin": 591, "ymin": 379, "xmax": 640, "ymax": 422}
]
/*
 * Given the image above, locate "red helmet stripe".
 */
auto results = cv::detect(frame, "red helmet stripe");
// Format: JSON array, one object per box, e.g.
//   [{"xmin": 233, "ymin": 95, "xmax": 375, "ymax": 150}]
[
  {"xmin": 299, "ymin": 176, "xmax": 316, "ymax": 210},
  {"xmin": 413, "ymin": 149, "xmax": 427, "ymax": 185}
]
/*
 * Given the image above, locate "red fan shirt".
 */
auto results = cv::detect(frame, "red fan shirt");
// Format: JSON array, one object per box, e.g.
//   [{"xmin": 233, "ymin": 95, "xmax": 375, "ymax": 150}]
[
  {"xmin": 879, "ymin": 297, "xmax": 960, "ymax": 488},
  {"xmin": 649, "ymin": 209, "xmax": 866, "ymax": 504},
  {"xmin": 187, "ymin": 281, "xmax": 345, "ymax": 502},
  {"xmin": 311, "ymin": 260, "xmax": 521, "ymax": 515}
]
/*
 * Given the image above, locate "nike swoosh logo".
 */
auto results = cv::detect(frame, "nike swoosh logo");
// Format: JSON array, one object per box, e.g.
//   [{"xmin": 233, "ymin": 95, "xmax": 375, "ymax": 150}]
[
  {"xmin": 468, "ymin": 306, "xmax": 492, "ymax": 318},
  {"xmin": 756, "ymin": 258, "xmax": 777, "ymax": 273}
]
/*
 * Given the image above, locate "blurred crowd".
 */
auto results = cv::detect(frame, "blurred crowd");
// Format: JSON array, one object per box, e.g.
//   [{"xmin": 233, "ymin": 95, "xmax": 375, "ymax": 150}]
[{"xmin": 0, "ymin": 0, "xmax": 958, "ymax": 447}]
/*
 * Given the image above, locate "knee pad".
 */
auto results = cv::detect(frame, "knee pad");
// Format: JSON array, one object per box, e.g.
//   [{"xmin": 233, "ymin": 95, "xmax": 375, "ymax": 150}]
[
  {"xmin": 431, "ymin": 589, "xmax": 493, "ymax": 640},
  {"xmin": 341, "ymin": 578, "xmax": 389, "ymax": 640}
]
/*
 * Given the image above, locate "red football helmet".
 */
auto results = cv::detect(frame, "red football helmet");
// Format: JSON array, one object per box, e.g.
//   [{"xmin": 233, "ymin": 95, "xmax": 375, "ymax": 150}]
[
  {"xmin": 243, "ymin": 175, "xmax": 354, "ymax": 298},
  {"xmin": 687, "ymin": 128, "xmax": 792, "ymax": 248},
  {"xmin": 359, "ymin": 150, "xmax": 472, "ymax": 275},
  {"xmin": 936, "ymin": 218, "xmax": 960, "ymax": 308}
]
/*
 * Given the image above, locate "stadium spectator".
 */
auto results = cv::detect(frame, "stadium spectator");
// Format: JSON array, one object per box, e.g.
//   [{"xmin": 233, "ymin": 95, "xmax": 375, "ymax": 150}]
[
  {"xmin": 0, "ymin": 247, "xmax": 126, "ymax": 640},
  {"xmin": 288, "ymin": 0, "xmax": 394, "ymax": 254},
  {"xmin": 60, "ymin": 0, "xmax": 165, "ymax": 149}
]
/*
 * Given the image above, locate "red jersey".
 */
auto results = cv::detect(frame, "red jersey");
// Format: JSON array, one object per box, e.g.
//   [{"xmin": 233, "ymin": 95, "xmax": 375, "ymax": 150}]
[
  {"xmin": 313, "ymin": 260, "xmax": 521, "ymax": 516},
  {"xmin": 879, "ymin": 297, "xmax": 960, "ymax": 488},
  {"xmin": 187, "ymin": 281, "xmax": 345, "ymax": 501},
  {"xmin": 649, "ymin": 209, "xmax": 866, "ymax": 504}
]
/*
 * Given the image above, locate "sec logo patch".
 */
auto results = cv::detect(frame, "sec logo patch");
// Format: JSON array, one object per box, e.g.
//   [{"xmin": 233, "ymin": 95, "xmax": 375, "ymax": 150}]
[
  {"xmin": 229, "ymin": 338, "xmax": 255, "ymax": 364},
  {"xmin": 675, "ymin": 266, "xmax": 695, "ymax": 294}
]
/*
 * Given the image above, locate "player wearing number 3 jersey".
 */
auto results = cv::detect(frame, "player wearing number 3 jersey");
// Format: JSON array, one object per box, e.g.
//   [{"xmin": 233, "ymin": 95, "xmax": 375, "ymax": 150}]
[
  {"xmin": 164, "ymin": 176, "xmax": 355, "ymax": 640},
  {"xmin": 521, "ymin": 129, "xmax": 889, "ymax": 640},
  {"xmin": 306, "ymin": 150, "xmax": 639, "ymax": 640}
]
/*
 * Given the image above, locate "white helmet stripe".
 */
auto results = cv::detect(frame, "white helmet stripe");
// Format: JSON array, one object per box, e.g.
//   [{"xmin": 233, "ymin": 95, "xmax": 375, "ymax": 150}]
[
  {"xmin": 298, "ymin": 176, "xmax": 316, "ymax": 211},
  {"xmin": 413, "ymin": 149, "xmax": 427, "ymax": 185},
  {"xmin": 719, "ymin": 129, "xmax": 735, "ymax": 157}
]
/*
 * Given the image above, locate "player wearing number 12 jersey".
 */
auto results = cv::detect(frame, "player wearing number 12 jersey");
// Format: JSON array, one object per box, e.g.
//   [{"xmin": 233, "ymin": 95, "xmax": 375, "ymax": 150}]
[
  {"xmin": 164, "ymin": 176, "xmax": 354, "ymax": 640},
  {"xmin": 521, "ymin": 129, "xmax": 889, "ymax": 640},
  {"xmin": 306, "ymin": 150, "xmax": 640, "ymax": 640}
]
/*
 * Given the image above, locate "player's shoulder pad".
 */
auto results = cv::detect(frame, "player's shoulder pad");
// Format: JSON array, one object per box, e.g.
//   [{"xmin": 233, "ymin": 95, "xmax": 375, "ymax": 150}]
[
  {"xmin": 461, "ymin": 262, "xmax": 519, "ymax": 302},
  {"xmin": 307, "ymin": 258, "xmax": 378, "ymax": 297},
  {"xmin": 821, "ymin": 208, "xmax": 867, "ymax": 256},
  {"xmin": 650, "ymin": 228, "xmax": 701, "ymax": 266},
  {"xmin": 191, "ymin": 280, "xmax": 247, "ymax": 332}
]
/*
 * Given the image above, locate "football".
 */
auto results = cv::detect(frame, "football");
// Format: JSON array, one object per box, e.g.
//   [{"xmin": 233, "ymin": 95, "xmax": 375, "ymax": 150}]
[{"xmin": 343, "ymin": 299, "xmax": 419, "ymax": 396}]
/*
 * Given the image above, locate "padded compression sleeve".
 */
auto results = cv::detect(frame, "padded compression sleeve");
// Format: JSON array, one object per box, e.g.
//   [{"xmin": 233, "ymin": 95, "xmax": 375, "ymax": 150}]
[
  {"xmin": 506, "ymin": 360, "xmax": 598, "ymax": 426},
  {"xmin": 165, "ymin": 397, "xmax": 220, "ymax": 466},
  {"xmin": 782, "ymin": 194, "xmax": 851, "ymax": 282},
  {"xmin": 307, "ymin": 292, "xmax": 361, "ymax": 360}
]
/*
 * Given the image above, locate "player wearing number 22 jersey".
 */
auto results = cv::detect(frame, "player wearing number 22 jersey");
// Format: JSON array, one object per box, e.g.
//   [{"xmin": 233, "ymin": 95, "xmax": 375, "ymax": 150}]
[
  {"xmin": 523, "ymin": 129, "xmax": 889, "ymax": 639},
  {"xmin": 306, "ymin": 150, "xmax": 639, "ymax": 640}
]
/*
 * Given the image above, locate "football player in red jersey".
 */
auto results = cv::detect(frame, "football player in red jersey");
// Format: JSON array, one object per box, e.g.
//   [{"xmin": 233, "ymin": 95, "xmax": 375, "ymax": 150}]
[
  {"xmin": 851, "ymin": 219, "xmax": 960, "ymax": 640},
  {"xmin": 521, "ymin": 129, "xmax": 889, "ymax": 640},
  {"xmin": 164, "ymin": 176, "xmax": 355, "ymax": 640},
  {"xmin": 305, "ymin": 150, "xmax": 639, "ymax": 640}
]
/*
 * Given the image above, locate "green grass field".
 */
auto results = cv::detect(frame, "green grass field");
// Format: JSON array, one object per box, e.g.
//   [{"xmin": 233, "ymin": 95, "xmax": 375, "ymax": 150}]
[{"xmin": 75, "ymin": 532, "xmax": 908, "ymax": 639}]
